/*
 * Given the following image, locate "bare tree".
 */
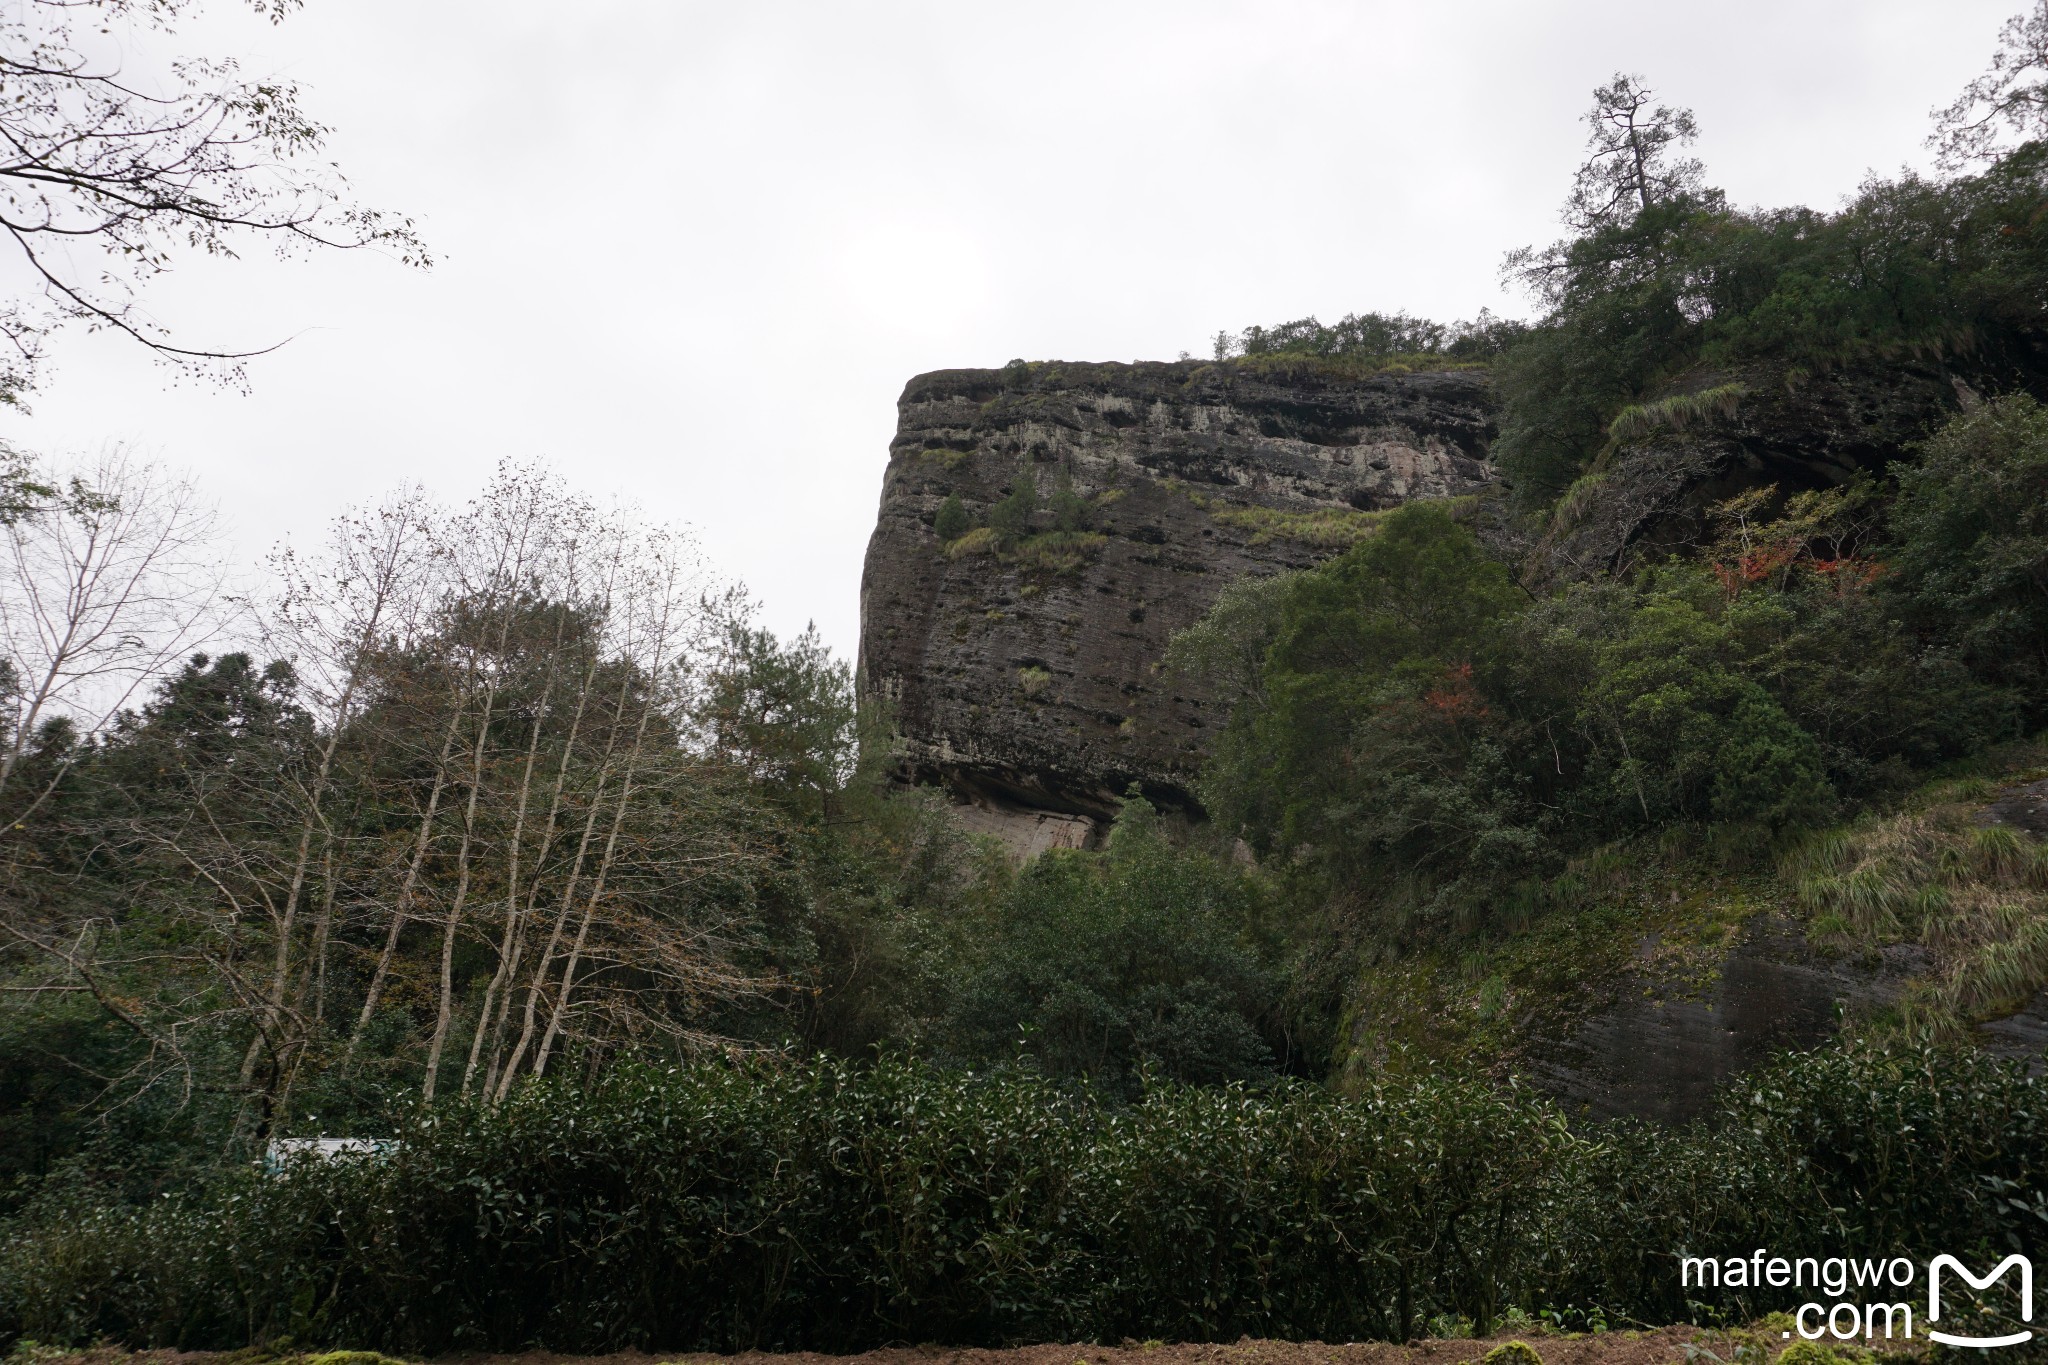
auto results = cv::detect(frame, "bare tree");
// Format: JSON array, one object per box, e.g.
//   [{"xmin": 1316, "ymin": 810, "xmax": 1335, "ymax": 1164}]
[
  {"xmin": 0, "ymin": 448, "xmax": 230, "ymax": 1117},
  {"xmin": 1933, "ymin": 3, "xmax": 2048, "ymax": 171},
  {"xmin": 417, "ymin": 468, "xmax": 583, "ymax": 1100},
  {"xmin": 526, "ymin": 530, "xmax": 750, "ymax": 1081},
  {"xmin": 217, "ymin": 491, "xmax": 436, "ymax": 1111},
  {"xmin": 0, "ymin": 447, "xmax": 227, "ymax": 817},
  {"xmin": 0, "ymin": 460, "xmax": 801, "ymax": 1129},
  {"xmin": 0, "ymin": 0, "xmax": 429, "ymax": 398}
]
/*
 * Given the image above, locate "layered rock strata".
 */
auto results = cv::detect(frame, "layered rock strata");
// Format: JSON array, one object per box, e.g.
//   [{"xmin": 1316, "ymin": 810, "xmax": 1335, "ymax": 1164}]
[{"xmin": 857, "ymin": 358, "xmax": 1497, "ymax": 846}]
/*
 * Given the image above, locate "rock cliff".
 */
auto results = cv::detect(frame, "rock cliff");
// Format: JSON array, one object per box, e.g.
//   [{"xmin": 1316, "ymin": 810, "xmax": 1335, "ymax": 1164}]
[
  {"xmin": 854, "ymin": 352, "xmax": 2041, "ymax": 1121},
  {"xmin": 857, "ymin": 358, "xmax": 1497, "ymax": 845}
]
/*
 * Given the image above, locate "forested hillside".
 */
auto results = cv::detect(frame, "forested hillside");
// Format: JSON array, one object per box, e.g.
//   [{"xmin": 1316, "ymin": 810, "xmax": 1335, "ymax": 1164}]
[
  {"xmin": 3, "ymin": 5, "xmax": 2048, "ymax": 1356},
  {"xmin": 1169, "ymin": 63, "xmax": 2048, "ymax": 1084}
]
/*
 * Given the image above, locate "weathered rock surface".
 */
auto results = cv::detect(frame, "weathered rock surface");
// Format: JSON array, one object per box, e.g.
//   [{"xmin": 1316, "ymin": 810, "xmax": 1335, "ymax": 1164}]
[
  {"xmin": 1980, "ymin": 992, "xmax": 2048, "ymax": 1074},
  {"xmin": 857, "ymin": 358, "xmax": 1497, "ymax": 838},
  {"xmin": 1527, "ymin": 916, "xmax": 1930, "ymax": 1123}
]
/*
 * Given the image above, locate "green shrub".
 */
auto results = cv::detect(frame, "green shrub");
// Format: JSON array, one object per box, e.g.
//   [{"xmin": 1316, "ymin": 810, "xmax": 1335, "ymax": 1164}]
[
  {"xmin": 1048, "ymin": 469, "xmax": 1090, "ymax": 533},
  {"xmin": 1008, "ymin": 530, "xmax": 1106, "ymax": 574},
  {"xmin": 941, "ymin": 797, "xmax": 1279, "ymax": 1093},
  {"xmin": 933, "ymin": 493, "xmax": 972, "ymax": 541},
  {"xmin": 1774, "ymin": 1342, "xmax": 1862, "ymax": 1365}
]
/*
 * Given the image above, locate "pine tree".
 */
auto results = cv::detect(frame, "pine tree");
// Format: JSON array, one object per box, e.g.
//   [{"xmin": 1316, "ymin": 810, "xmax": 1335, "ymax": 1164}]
[
  {"xmin": 1048, "ymin": 469, "xmax": 1090, "ymax": 534},
  {"xmin": 988, "ymin": 471, "xmax": 1038, "ymax": 541}
]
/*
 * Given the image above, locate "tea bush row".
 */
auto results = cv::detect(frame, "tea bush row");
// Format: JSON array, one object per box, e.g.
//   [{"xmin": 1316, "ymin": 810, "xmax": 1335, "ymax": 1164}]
[{"xmin": 2, "ymin": 1042, "xmax": 2042, "ymax": 1353}]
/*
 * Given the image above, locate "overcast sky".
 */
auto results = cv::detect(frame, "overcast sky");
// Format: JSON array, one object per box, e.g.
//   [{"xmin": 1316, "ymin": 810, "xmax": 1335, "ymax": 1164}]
[{"xmin": 5, "ymin": 0, "xmax": 2018, "ymax": 664}]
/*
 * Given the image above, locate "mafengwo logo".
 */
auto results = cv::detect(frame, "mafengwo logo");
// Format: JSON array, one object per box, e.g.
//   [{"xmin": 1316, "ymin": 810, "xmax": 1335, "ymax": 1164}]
[
  {"xmin": 1681, "ymin": 1251, "xmax": 2033, "ymax": 1347},
  {"xmin": 1930, "ymin": 1255, "xmax": 2034, "ymax": 1349}
]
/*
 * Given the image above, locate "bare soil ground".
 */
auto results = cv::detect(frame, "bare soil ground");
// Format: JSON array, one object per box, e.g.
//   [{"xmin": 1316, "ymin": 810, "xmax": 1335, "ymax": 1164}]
[{"xmin": 57, "ymin": 1324, "xmax": 1923, "ymax": 1365}]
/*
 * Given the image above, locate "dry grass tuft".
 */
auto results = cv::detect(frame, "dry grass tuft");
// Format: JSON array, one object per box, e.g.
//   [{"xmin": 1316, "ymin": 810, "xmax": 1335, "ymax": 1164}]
[
  {"xmin": 943, "ymin": 526, "xmax": 1001, "ymax": 559},
  {"xmin": 1784, "ymin": 783, "xmax": 2048, "ymax": 1027}
]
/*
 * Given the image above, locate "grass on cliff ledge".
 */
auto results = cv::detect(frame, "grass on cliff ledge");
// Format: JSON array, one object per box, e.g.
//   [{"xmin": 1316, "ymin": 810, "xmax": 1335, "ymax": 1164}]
[
  {"xmin": 1788, "ymin": 766, "xmax": 2048, "ymax": 1031},
  {"xmin": 1208, "ymin": 503, "xmax": 1388, "ymax": 547},
  {"xmin": 1176, "ymin": 492, "xmax": 1478, "ymax": 548},
  {"xmin": 943, "ymin": 526, "xmax": 1107, "ymax": 575}
]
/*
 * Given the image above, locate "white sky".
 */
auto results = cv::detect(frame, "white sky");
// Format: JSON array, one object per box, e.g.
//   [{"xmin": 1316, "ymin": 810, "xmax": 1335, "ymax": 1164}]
[{"xmin": 4, "ymin": 0, "xmax": 2017, "ymax": 664}]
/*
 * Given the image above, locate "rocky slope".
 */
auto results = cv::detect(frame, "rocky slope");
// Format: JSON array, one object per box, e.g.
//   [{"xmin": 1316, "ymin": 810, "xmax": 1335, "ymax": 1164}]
[{"xmin": 857, "ymin": 357, "xmax": 1497, "ymax": 847}]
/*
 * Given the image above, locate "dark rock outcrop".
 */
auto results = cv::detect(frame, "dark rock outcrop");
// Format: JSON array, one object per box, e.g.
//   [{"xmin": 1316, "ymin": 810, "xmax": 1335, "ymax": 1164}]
[
  {"xmin": 1527, "ymin": 917, "xmax": 1928, "ymax": 1123},
  {"xmin": 1536, "ymin": 361, "xmax": 1963, "ymax": 581},
  {"xmin": 857, "ymin": 358, "xmax": 1497, "ymax": 839}
]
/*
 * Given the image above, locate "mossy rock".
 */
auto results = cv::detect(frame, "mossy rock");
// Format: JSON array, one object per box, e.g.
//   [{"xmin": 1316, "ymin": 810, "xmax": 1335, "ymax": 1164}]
[
  {"xmin": 305, "ymin": 1353, "xmax": 409, "ymax": 1365},
  {"xmin": 213, "ymin": 1350, "xmax": 287, "ymax": 1365},
  {"xmin": 1482, "ymin": 1342, "xmax": 1543, "ymax": 1365},
  {"xmin": 1775, "ymin": 1342, "xmax": 1867, "ymax": 1365}
]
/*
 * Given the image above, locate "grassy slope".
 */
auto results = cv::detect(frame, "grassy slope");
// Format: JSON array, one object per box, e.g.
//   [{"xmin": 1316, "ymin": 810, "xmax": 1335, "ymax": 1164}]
[{"xmin": 1331, "ymin": 743, "xmax": 2048, "ymax": 1090}]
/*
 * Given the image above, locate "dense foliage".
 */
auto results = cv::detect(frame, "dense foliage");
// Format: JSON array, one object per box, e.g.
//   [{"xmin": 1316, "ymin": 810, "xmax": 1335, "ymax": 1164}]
[
  {"xmin": 1889, "ymin": 393, "xmax": 2048, "ymax": 698},
  {"xmin": 2, "ymin": 1041, "xmax": 2039, "ymax": 1353},
  {"xmin": 1183, "ymin": 459, "xmax": 2023, "ymax": 948},
  {"xmin": 1210, "ymin": 310, "xmax": 1523, "ymax": 363},
  {"xmin": 1490, "ymin": 145, "xmax": 2048, "ymax": 501},
  {"xmin": 1494, "ymin": 49, "xmax": 2048, "ymax": 509},
  {"xmin": 0, "ymin": 466, "xmax": 968, "ymax": 1193},
  {"xmin": 939, "ymin": 798, "xmax": 1282, "ymax": 1093}
]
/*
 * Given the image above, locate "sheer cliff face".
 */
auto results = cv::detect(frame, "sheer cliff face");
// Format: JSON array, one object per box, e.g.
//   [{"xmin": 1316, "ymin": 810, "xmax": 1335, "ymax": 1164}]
[{"xmin": 857, "ymin": 359, "xmax": 1498, "ymax": 830}]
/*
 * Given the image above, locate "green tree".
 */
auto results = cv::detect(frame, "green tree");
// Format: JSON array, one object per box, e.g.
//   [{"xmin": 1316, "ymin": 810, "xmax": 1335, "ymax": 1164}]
[
  {"xmin": 1561, "ymin": 74, "xmax": 1707, "ymax": 232},
  {"xmin": 1890, "ymin": 394, "xmax": 2048, "ymax": 710},
  {"xmin": 1162, "ymin": 569, "xmax": 1301, "ymax": 707},
  {"xmin": 1206, "ymin": 502, "xmax": 1528, "ymax": 874},
  {"xmin": 945, "ymin": 796, "xmax": 1278, "ymax": 1094},
  {"xmin": 987, "ymin": 470, "xmax": 1038, "ymax": 540},
  {"xmin": 1567, "ymin": 581, "xmax": 1831, "ymax": 828},
  {"xmin": 1047, "ymin": 468, "xmax": 1089, "ymax": 533},
  {"xmin": 699, "ymin": 621, "xmax": 857, "ymax": 819}
]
